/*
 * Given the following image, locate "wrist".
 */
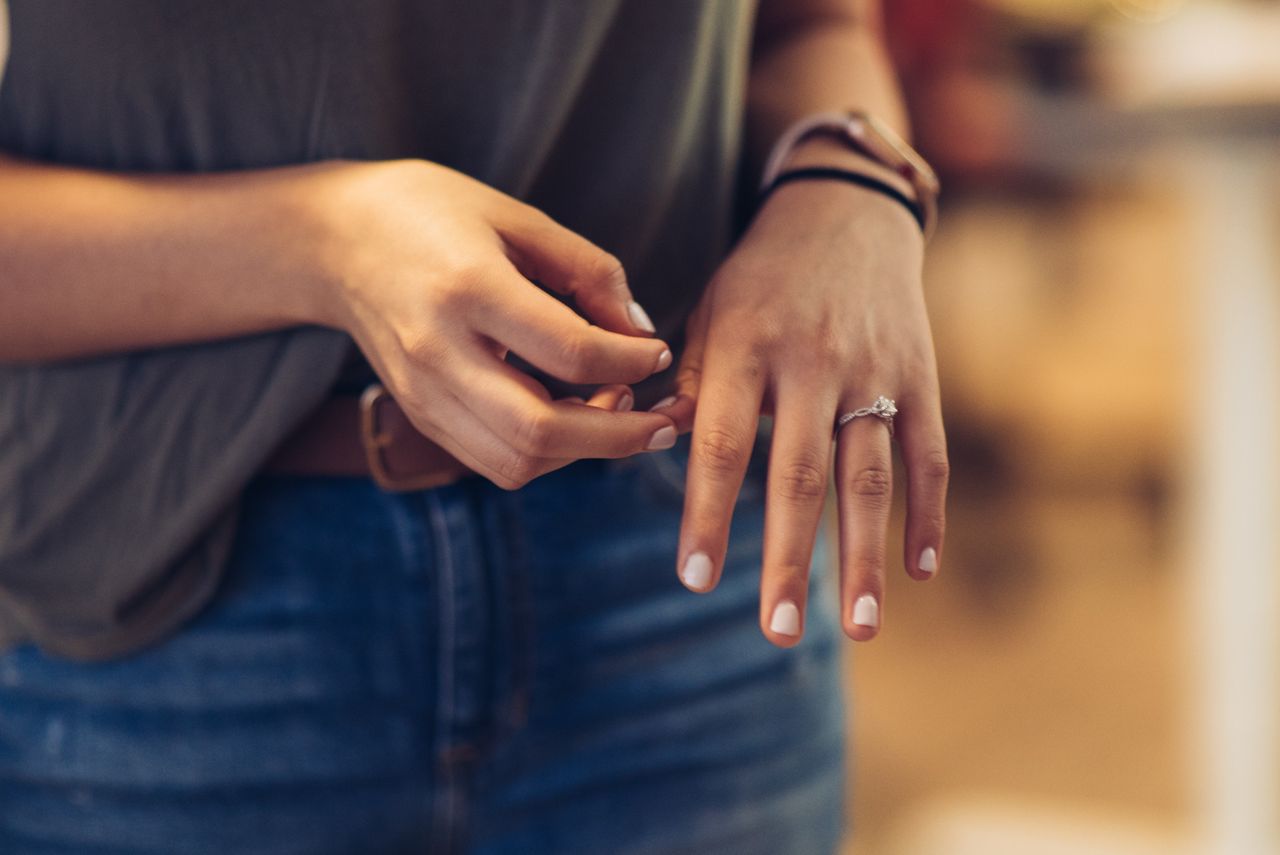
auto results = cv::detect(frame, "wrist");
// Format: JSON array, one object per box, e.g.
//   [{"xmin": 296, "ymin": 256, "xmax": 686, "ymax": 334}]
[{"xmin": 261, "ymin": 159, "xmax": 371, "ymax": 332}]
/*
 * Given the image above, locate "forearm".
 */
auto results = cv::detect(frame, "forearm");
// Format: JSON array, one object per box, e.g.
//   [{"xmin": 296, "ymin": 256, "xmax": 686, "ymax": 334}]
[
  {"xmin": 0, "ymin": 154, "xmax": 335, "ymax": 362},
  {"xmin": 745, "ymin": 0, "xmax": 910, "ymax": 189}
]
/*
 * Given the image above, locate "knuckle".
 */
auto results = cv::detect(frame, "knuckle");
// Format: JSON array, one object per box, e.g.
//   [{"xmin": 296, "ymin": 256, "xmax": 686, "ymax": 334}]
[
  {"xmin": 750, "ymin": 318, "xmax": 786, "ymax": 353},
  {"xmin": 769, "ymin": 560, "xmax": 815, "ymax": 585},
  {"xmin": 846, "ymin": 540, "xmax": 888, "ymax": 577},
  {"xmin": 919, "ymin": 448, "xmax": 951, "ymax": 486},
  {"xmin": 400, "ymin": 327, "xmax": 448, "ymax": 365},
  {"xmin": 809, "ymin": 317, "xmax": 847, "ymax": 364},
  {"xmin": 919, "ymin": 511, "xmax": 948, "ymax": 536},
  {"xmin": 675, "ymin": 362, "xmax": 702, "ymax": 388},
  {"xmin": 510, "ymin": 408, "xmax": 555, "ymax": 455},
  {"xmin": 494, "ymin": 453, "xmax": 537, "ymax": 490},
  {"xmin": 776, "ymin": 457, "xmax": 829, "ymax": 503},
  {"xmin": 694, "ymin": 427, "xmax": 751, "ymax": 474},
  {"xmin": 552, "ymin": 330, "xmax": 596, "ymax": 382},
  {"xmin": 588, "ymin": 250, "xmax": 628, "ymax": 293},
  {"xmin": 444, "ymin": 261, "xmax": 490, "ymax": 301},
  {"xmin": 849, "ymin": 464, "xmax": 893, "ymax": 501}
]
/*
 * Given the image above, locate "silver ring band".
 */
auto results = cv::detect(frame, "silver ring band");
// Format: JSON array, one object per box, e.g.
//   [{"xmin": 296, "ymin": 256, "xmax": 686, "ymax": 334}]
[{"xmin": 834, "ymin": 396, "xmax": 897, "ymax": 438}]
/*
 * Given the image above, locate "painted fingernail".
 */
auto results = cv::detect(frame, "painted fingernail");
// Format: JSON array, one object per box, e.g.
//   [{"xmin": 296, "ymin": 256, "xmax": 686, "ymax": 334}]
[
  {"xmin": 646, "ymin": 425, "xmax": 676, "ymax": 450},
  {"xmin": 628, "ymin": 300, "xmax": 656, "ymax": 333},
  {"xmin": 648, "ymin": 395, "xmax": 678, "ymax": 412},
  {"xmin": 918, "ymin": 547, "xmax": 938, "ymax": 575},
  {"xmin": 654, "ymin": 348, "xmax": 673, "ymax": 372},
  {"xmin": 614, "ymin": 391, "xmax": 634, "ymax": 412},
  {"xmin": 680, "ymin": 551, "xmax": 713, "ymax": 590},
  {"xmin": 853, "ymin": 594, "xmax": 879, "ymax": 628},
  {"xmin": 770, "ymin": 600, "xmax": 801, "ymax": 636}
]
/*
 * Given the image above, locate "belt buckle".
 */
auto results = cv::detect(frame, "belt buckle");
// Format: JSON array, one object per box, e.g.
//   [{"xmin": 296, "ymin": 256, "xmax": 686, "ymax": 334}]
[{"xmin": 358, "ymin": 383, "xmax": 457, "ymax": 493}]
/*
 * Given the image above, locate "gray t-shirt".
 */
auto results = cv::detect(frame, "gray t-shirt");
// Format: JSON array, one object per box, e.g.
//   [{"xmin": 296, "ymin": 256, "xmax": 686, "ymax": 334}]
[{"xmin": 0, "ymin": 1, "xmax": 756, "ymax": 659}]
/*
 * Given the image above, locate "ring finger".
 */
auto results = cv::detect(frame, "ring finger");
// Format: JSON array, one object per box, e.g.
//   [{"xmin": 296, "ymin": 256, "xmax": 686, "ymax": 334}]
[{"xmin": 834, "ymin": 398, "xmax": 896, "ymax": 641}]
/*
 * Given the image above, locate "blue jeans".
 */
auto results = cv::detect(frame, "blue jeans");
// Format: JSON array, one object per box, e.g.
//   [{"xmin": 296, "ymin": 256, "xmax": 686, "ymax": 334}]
[{"xmin": 0, "ymin": 432, "xmax": 846, "ymax": 854}]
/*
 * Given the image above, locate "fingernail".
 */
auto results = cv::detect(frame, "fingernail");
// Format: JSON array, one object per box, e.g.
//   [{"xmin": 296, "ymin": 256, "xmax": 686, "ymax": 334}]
[
  {"xmin": 918, "ymin": 547, "xmax": 938, "ymax": 575},
  {"xmin": 770, "ymin": 600, "xmax": 801, "ymax": 636},
  {"xmin": 648, "ymin": 395, "xmax": 678, "ymax": 412},
  {"xmin": 680, "ymin": 551, "xmax": 713, "ymax": 590},
  {"xmin": 852, "ymin": 594, "xmax": 879, "ymax": 628},
  {"xmin": 646, "ymin": 425, "xmax": 676, "ymax": 450},
  {"xmin": 654, "ymin": 348, "xmax": 672, "ymax": 372},
  {"xmin": 614, "ymin": 391, "xmax": 634, "ymax": 412},
  {"xmin": 628, "ymin": 300, "xmax": 656, "ymax": 334}
]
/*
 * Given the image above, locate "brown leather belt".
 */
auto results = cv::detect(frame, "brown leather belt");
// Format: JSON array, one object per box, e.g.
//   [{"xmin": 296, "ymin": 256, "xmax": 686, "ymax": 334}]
[{"xmin": 264, "ymin": 384, "xmax": 475, "ymax": 491}]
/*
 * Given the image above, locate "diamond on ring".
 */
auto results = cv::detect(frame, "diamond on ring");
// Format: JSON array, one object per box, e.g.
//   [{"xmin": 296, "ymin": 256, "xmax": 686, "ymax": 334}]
[{"xmin": 834, "ymin": 396, "xmax": 898, "ymax": 437}]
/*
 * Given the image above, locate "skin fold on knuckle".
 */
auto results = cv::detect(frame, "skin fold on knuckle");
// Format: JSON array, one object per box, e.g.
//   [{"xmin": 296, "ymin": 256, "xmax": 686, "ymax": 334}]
[
  {"xmin": 588, "ymin": 250, "xmax": 628, "ymax": 299},
  {"xmin": 509, "ymin": 407, "xmax": 556, "ymax": 457},
  {"xmin": 916, "ymin": 447, "xmax": 951, "ymax": 488},
  {"xmin": 765, "ymin": 557, "xmax": 816, "ymax": 590},
  {"xmin": 845, "ymin": 541, "xmax": 887, "ymax": 577},
  {"xmin": 493, "ymin": 451, "xmax": 538, "ymax": 491},
  {"xmin": 675, "ymin": 362, "xmax": 702, "ymax": 393},
  {"xmin": 566, "ymin": 241, "xmax": 627, "ymax": 301},
  {"xmin": 553, "ymin": 329, "xmax": 596, "ymax": 384},
  {"xmin": 694, "ymin": 426, "xmax": 751, "ymax": 475},
  {"xmin": 438, "ymin": 261, "xmax": 493, "ymax": 315},
  {"xmin": 775, "ymin": 456, "xmax": 829, "ymax": 505},
  {"xmin": 848, "ymin": 464, "xmax": 893, "ymax": 504}
]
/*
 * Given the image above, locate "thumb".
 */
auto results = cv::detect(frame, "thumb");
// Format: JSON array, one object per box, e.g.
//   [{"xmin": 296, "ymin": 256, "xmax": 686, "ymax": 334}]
[{"xmin": 492, "ymin": 201, "xmax": 658, "ymax": 338}]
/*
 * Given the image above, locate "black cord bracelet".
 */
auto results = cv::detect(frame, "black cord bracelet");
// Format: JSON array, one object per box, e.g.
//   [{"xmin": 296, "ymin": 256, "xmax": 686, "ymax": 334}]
[{"xmin": 755, "ymin": 166, "xmax": 926, "ymax": 233}]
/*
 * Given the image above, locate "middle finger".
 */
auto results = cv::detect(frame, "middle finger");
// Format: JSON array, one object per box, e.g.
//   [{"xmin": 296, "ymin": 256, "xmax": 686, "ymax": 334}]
[{"xmin": 758, "ymin": 377, "xmax": 839, "ymax": 646}]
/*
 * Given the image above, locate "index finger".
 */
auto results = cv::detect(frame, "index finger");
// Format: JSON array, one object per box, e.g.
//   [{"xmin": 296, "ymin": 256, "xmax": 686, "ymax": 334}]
[
  {"xmin": 473, "ymin": 261, "xmax": 672, "ymax": 385},
  {"xmin": 676, "ymin": 349, "xmax": 766, "ymax": 593},
  {"xmin": 491, "ymin": 202, "xmax": 654, "ymax": 337}
]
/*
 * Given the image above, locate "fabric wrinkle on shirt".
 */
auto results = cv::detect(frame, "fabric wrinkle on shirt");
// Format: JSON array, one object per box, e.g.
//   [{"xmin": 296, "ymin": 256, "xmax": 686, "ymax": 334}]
[{"xmin": 0, "ymin": 0, "xmax": 757, "ymax": 659}]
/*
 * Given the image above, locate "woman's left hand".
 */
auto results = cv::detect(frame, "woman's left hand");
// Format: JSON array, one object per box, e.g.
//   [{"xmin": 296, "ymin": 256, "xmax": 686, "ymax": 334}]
[{"xmin": 654, "ymin": 178, "xmax": 950, "ymax": 646}]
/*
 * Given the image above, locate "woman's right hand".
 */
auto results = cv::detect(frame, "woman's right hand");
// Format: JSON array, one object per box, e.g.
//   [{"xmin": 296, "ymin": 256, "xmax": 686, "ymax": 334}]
[{"xmin": 290, "ymin": 158, "xmax": 678, "ymax": 490}]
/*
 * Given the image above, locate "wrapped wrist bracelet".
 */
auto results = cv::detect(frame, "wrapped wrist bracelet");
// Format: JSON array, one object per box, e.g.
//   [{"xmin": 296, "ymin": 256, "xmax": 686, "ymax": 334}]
[
  {"xmin": 757, "ymin": 110, "xmax": 941, "ymax": 241},
  {"xmin": 755, "ymin": 166, "xmax": 927, "ymax": 233}
]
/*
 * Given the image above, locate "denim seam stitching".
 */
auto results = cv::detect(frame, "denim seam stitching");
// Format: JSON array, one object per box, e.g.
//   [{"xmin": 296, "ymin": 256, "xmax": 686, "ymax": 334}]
[{"xmin": 425, "ymin": 491, "xmax": 461, "ymax": 852}]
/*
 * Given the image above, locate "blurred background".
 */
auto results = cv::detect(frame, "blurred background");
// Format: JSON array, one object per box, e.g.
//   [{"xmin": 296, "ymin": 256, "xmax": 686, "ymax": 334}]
[{"xmin": 836, "ymin": 1, "xmax": 1280, "ymax": 853}]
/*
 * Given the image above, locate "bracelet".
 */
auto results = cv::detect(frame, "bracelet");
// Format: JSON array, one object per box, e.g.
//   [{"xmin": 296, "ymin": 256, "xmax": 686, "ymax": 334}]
[{"xmin": 755, "ymin": 166, "xmax": 927, "ymax": 233}]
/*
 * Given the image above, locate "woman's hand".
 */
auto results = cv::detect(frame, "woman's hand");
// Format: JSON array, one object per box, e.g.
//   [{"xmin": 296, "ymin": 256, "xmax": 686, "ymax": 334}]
[
  {"xmin": 291, "ymin": 159, "xmax": 679, "ymax": 490},
  {"xmin": 656, "ymin": 178, "xmax": 949, "ymax": 646}
]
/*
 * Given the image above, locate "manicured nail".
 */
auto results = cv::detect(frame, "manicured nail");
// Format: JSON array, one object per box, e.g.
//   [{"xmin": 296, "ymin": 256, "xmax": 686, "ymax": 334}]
[
  {"xmin": 770, "ymin": 600, "xmax": 801, "ymax": 636},
  {"xmin": 628, "ymin": 301, "xmax": 656, "ymax": 333},
  {"xmin": 918, "ymin": 547, "xmax": 938, "ymax": 575},
  {"xmin": 648, "ymin": 395, "xmax": 678, "ymax": 412},
  {"xmin": 646, "ymin": 425, "xmax": 676, "ymax": 450},
  {"xmin": 654, "ymin": 348, "xmax": 672, "ymax": 372},
  {"xmin": 680, "ymin": 551, "xmax": 713, "ymax": 590},
  {"xmin": 852, "ymin": 594, "xmax": 879, "ymax": 628},
  {"xmin": 614, "ymin": 391, "xmax": 634, "ymax": 412}
]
